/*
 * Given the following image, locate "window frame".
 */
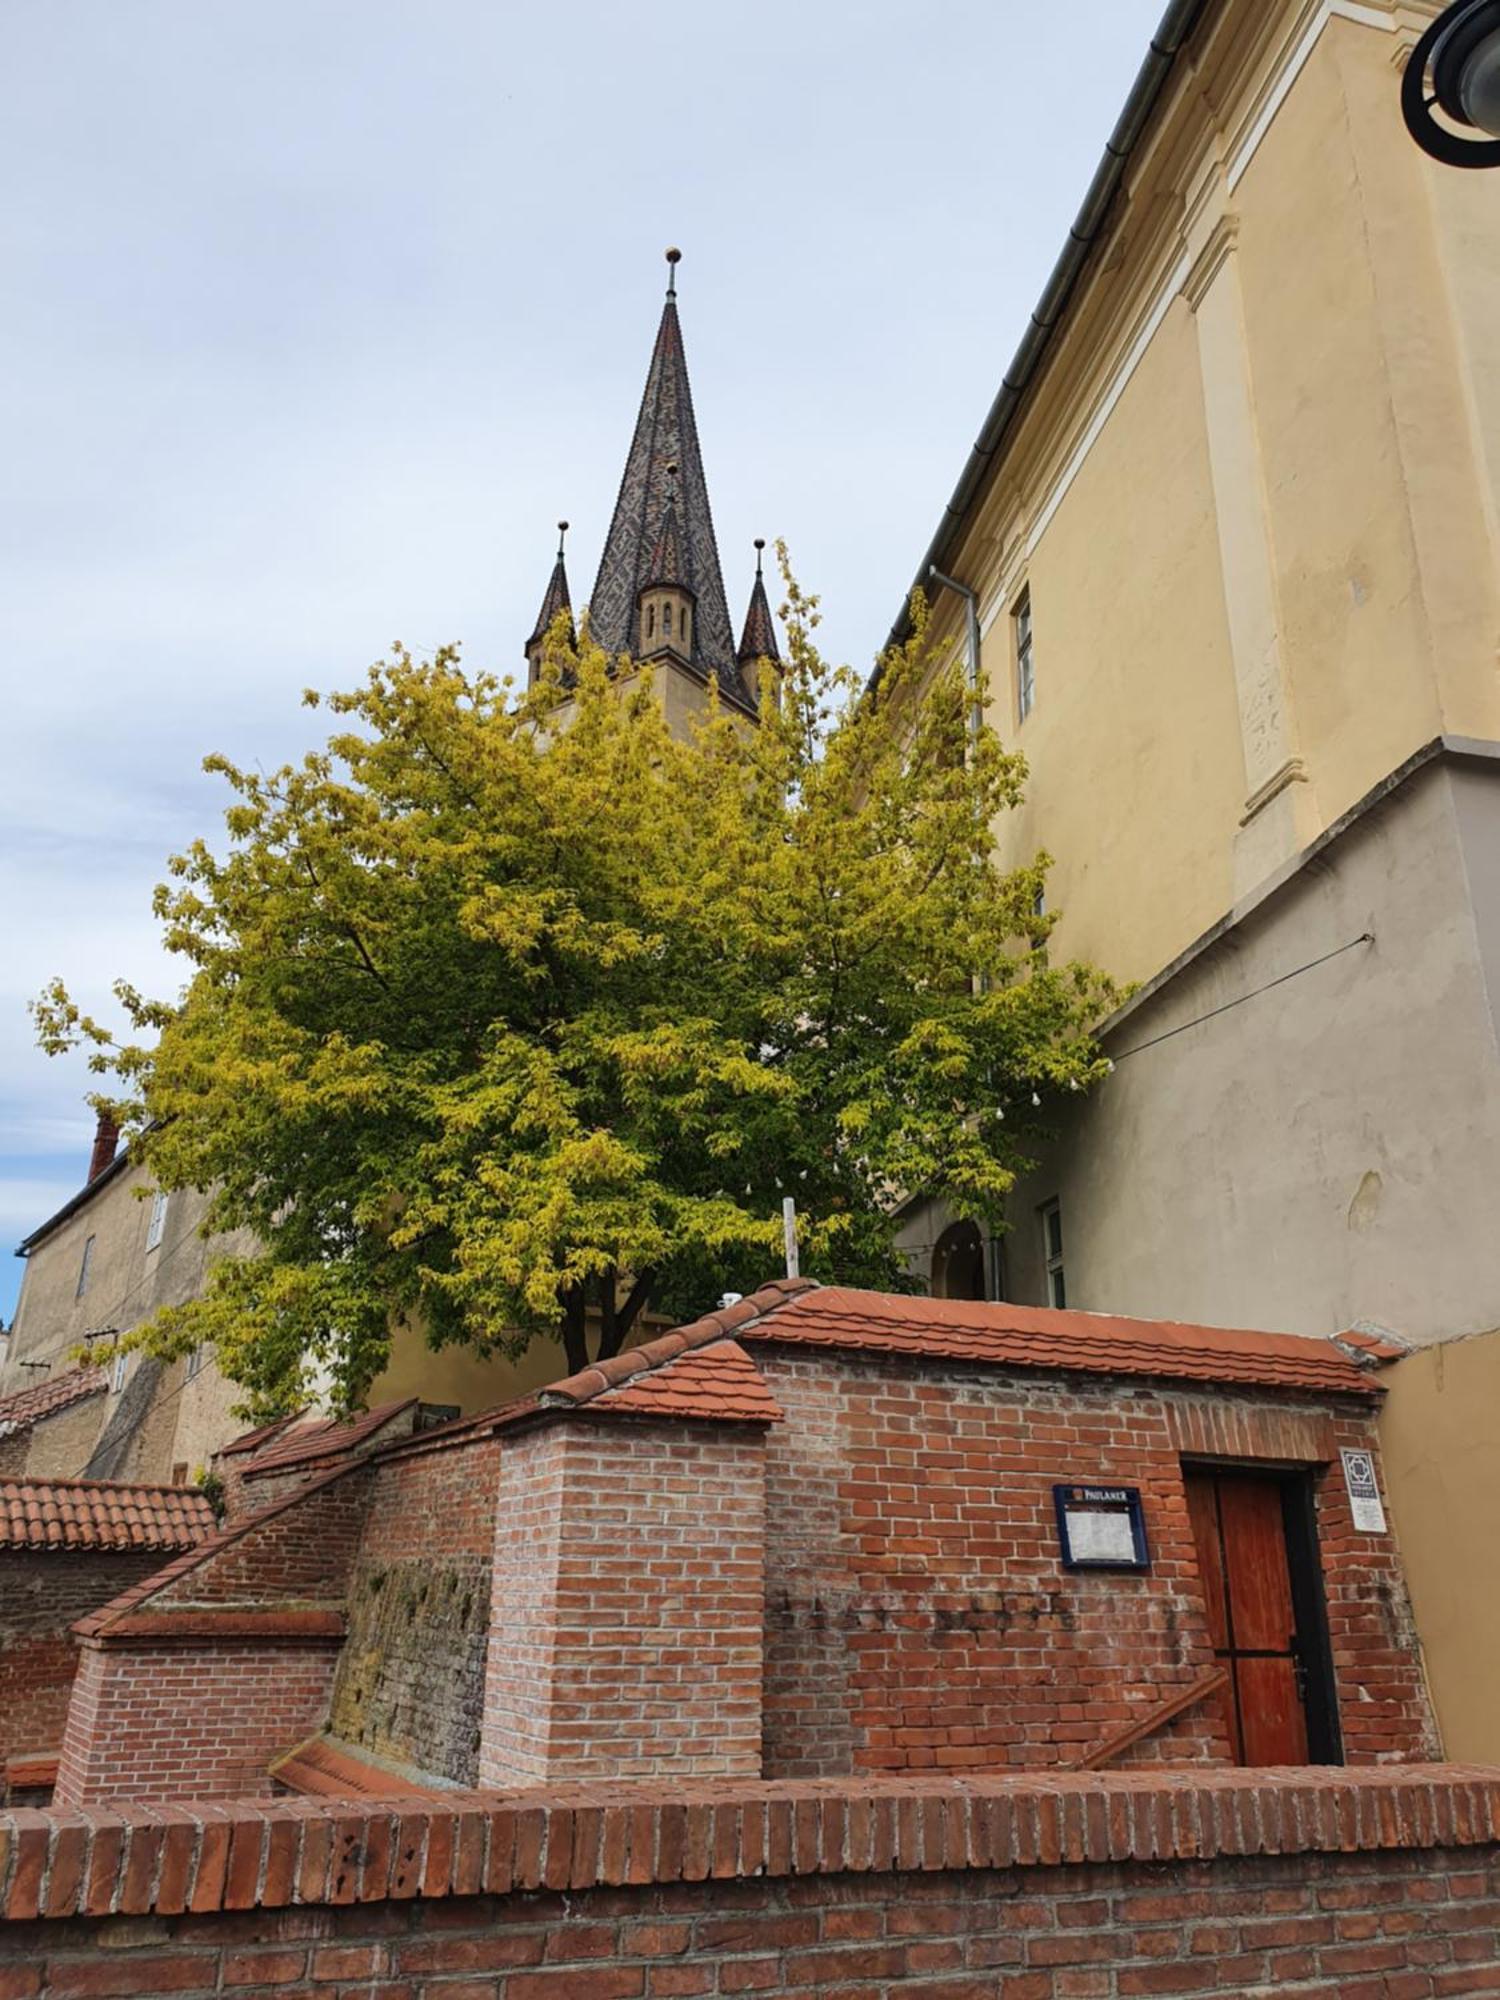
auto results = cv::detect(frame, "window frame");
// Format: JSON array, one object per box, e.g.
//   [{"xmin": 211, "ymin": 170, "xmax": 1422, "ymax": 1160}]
[
  {"xmin": 76, "ymin": 1235, "xmax": 96, "ymax": 1299},
  {"xmin": 1015, "ymin": 587, "xmax": 1035, "ymax": 724},
  {"xmin": 145, "ymin": 1188, "xmax": 169, "ymax": 1253},
  {"xmin": 1040, "ymin": 1198, "xmax": 1065, "ymax": 1309},
  {"xmin": 111, "ymin": 1348, "xmax": 127, "ymax": 1395}
]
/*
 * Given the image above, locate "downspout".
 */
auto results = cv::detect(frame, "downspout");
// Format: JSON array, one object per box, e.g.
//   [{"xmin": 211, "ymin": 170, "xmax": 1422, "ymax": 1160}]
[
  {"xmin": 875, "ymin": 0, "xmax": 1212, "ymax": 682},
  {"xmin": 928, "ymin": 565, "xmax": 982, "ymax": 756}
]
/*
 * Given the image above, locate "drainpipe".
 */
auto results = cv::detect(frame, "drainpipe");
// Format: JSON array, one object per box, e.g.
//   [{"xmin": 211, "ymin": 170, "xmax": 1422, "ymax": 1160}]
[{"xmin": 928, "ymin": 565, "xmax": 982, "ymax": 757}]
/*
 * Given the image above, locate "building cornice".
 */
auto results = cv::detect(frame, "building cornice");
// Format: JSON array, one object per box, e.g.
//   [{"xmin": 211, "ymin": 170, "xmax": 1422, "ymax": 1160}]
[{"xmin": 1098, "ymin": 736, "xmax": 1500, "ymax": 1041}]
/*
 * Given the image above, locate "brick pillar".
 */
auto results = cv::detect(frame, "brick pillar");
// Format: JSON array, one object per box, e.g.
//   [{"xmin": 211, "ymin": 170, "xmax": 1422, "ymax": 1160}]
[{"xmin": 481, "ymin": 1417, "xmax": 766, "ymax": 1785}]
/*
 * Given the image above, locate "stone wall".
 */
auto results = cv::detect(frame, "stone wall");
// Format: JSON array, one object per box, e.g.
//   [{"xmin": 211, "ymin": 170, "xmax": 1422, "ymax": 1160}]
[
  {"xmin": 328, "ymin": 1434, "xmax": 500, "ymax": 1786},
  {"xmin": 1, "ymin": 1768, "xmax": 1497, "ymax": 1997}
]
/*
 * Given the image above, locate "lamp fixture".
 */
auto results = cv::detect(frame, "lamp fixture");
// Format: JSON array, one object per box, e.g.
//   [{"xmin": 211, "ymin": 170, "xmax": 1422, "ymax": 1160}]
[{"xmin": 1402, "ymin": 0, "xmax": 1500, "ymax": 166}]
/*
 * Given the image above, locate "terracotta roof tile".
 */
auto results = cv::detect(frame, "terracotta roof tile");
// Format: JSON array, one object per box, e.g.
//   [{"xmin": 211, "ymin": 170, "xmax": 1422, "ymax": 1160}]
[
  {"xmin": 218, "ymin": 1411, "xmax": 304, "ymax": 1459},
  {"xmin": 530, "ymin": 1279, "xmax": 813, "ymax": 1427},
  {"xmin": 240, "ymin": 1400, "xmax": 416, "ymax": 1480},
  {"xmin": 270, "ymin": 1734, "xmax": 446, "ymax": 1800},
  {"xmin": 588, "ymin": 1341, "xmax": 785, "ymax": 1424},
  {"xmin": 0, "ymin": 1476, "xmax": 216, "ymax": 1552},
  {"xmin": 738, "ymin": 1286, "xmax": 1378, "ymax": 1398},
  {"xmin": 0, "ymin": 1368, "xmax": 107, "ymax": 1438}
]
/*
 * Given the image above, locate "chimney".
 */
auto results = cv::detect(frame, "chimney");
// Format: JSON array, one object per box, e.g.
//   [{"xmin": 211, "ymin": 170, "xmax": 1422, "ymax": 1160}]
[{"xmin": 87, "ymin": 1112, "xmax": 120, "ymax": 1184}]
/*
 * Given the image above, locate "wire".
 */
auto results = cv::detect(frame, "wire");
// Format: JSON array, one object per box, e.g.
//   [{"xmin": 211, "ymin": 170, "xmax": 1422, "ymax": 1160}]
[{"xmin": 1110, "ymin": 932, "xmax": 1375, "ymax": 1063}]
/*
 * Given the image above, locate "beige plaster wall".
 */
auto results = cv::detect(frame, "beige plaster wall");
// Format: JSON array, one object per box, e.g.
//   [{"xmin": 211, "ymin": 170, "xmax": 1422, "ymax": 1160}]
[
  {"xmin": 1379, "ymin": 1326, "xmax": 1500, "ymax": 1763},
  {"xmin": 367, "ymin": 1318, "xmax": 574, "ymax": 1416},
  {"xmin": 997, "ymin": 756, "xmax": 1500, "ymax": 1348},
  {"xmin": 992, "ymin": 299, "xmax": 1247, "ymax": 985},
  {"xmin": 5, "ymin": 1169, "xmax": 258, "ymax": 1483}
]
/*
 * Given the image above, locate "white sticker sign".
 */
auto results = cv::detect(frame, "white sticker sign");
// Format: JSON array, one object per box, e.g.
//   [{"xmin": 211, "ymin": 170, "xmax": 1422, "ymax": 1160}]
[
  {"xmin": 1065, "ymin": 1508, "xmax": 1140, "ymax": 1564},
  {"xmin": 1341, "ymin": 1448, "xmax": 1387, "ymax": 1533}
]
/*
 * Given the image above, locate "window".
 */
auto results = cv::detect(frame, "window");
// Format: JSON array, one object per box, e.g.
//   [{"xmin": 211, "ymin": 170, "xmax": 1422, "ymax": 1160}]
[
  {"xmin": 1040, "ymin": 1199, "xmax": 1065, "ymax": 1309},
  {"xmin": 186, "ymin": 1343, "xmax": 206, "ymax": 1381},
  {"xmin": 646, "ymin": 603, "xmax": 656, "ymax": 641},
  {"xmin": 663, "ymin": 601, "xmax": 674, "ymax": 637},
  {"xmin": 171, "ymin": 1462, "xmax": 189, "ymax": 1487},
  {"xmin": 146, "ymin": 1189, "xmax": 169, "ymax": 1253},
  {"xmin": 932, "ymin": 1220, "xmax": 987, "ymax": 1301},
  {"xmin": 111, "ymin": 1348, "xmax": 127, "ymax": 1394},
  {"xmin": 75, "ymin": 1235, "xmax": 95, "ymax": 1299},
  {"xmin": 1015, "ymin": 589, "xmax": 1035, "ymax": 722}
]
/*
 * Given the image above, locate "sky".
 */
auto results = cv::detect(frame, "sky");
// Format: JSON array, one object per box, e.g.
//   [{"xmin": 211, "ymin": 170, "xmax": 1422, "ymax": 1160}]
[{"xmin": 0, "ymin": 0, "xmax": 1165, "ymax": 1322}]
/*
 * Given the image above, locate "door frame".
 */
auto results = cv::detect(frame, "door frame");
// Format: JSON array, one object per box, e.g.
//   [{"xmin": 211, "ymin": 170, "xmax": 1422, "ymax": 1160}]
[
  {"xmin": 1280, "ymin": 1471, "xmax": 1343, "ymax": 1766},
  {"xmin": 1182, "ymin": 1458, "xmax": 1344, "ymax": 1767}
]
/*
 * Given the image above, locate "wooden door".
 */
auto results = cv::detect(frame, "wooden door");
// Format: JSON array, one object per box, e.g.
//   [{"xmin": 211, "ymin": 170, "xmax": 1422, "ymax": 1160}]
[{"xmin": 1184, "ymin": 1469, "xmax": 1310, "ymax": 1766}]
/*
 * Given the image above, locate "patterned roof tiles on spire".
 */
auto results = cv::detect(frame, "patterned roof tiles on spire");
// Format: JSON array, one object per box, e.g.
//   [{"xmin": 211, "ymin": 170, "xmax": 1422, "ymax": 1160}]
[
  {"xmin": 587, "ymin": 253, "xmax": 751, "ymax": 708},
  {"xmin": 526, "ymin": 521, "xmax": 576, "ymax": 652},
  {"xmin": 736, "ymin": 540, "xmax": 780, "ymax": 671}
]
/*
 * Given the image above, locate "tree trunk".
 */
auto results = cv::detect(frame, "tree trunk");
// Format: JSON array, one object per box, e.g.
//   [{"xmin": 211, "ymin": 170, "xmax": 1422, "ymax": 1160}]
[{"xmin": 560, "ymin": 1286, "xmax": 588, "ymax": 1374}]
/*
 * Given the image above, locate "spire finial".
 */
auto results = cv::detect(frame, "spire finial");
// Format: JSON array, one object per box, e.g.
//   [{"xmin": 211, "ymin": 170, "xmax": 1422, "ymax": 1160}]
[
  {"xmin": 556, "ymin": 519, "xmax": 569, "ymax": 560},
  {"xmin": 754, "ymin": 537, "xmax": 766, "ymax": 577},
  {"xmin": 665, "ymin": 245, "xmax": 681, "ymax": 298}
]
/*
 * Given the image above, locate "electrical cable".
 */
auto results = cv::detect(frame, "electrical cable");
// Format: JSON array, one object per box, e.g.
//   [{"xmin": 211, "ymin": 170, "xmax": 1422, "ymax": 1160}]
[{"xmin": 1109, "ymin": 933, "xmax": 1375, "ymax": 1062}]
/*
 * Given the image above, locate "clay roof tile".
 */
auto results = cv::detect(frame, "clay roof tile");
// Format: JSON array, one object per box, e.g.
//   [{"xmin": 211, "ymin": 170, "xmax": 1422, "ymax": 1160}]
[
  {"xmin": 0, "ymin": 1476, "xmax": 216, "ymax": 1553},
  {"xmin": 735, "ymin": 1285, "xmax": 1377, "ymax": 1398}
]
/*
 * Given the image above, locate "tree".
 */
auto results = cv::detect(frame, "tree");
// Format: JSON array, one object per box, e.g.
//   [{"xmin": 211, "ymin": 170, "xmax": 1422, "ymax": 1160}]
[{"xmin": 36, "ymin": 560, "xmax": 1116, "ymax": 1415}]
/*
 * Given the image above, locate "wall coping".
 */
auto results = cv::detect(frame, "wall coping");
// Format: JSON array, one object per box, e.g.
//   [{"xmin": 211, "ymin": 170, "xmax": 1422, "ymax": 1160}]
[{"xmin": 3, "ymin": 1765, "xmax": 1497, "ymax": 1923}]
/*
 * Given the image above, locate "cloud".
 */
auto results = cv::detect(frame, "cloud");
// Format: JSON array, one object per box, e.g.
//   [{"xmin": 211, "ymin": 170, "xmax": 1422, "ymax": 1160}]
[{"xmin": 0, "ymin": 0, "xmax": 1166, "ymax": 1325}]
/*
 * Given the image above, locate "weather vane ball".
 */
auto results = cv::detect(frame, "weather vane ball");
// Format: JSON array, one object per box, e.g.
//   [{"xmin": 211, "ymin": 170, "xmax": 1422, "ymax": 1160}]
[
  {"xmin": 558, "ymin": 520, "xmax": 569, "ymax": 533},
  {"xmin": 665, "ymin": 246, "xmax": 682, "ymax": 264}
]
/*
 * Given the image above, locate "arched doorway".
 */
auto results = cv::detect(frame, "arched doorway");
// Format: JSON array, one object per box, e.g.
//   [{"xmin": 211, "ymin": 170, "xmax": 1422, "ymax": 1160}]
[{"xmin": 931, "ymin": 1220, "xmax": 987, "ymax": 1301}]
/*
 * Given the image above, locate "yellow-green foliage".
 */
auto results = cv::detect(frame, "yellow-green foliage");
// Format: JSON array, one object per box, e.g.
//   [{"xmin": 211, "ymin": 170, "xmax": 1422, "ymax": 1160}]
[{"xmin": 34, "ymin": 560, "xmax": 1115, "ymax": 1413}]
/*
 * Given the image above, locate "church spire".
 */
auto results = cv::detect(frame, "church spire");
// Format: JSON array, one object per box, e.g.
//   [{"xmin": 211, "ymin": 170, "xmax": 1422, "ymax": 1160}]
[
  {"xmin": 588, "ymin": 250, "xmax": 751, "ymax": 707},
  {"xmin": 736, "ymin": 538, "xmax": 780, "ymax": 708},
  {"xmin": 525, "ymin": 520, "xmax": 575, "ymax": 685}
]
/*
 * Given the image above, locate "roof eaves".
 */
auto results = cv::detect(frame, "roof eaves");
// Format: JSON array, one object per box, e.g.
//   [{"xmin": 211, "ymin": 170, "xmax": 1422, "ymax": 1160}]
[
  {"xmin": 15, "ymin": 1149, "xmax": 135, "ymax": 1257},
  {"xmin": 70, "ymin": 1455, "xmax": 370, "ymax": 1641},
  {"xmin": 537, "ymin": 1277, "xmax": 819, "ymax": 1411},
  {"xmin": 874, "ymin": 0, "xmax": 1212, "ymax": 679}
]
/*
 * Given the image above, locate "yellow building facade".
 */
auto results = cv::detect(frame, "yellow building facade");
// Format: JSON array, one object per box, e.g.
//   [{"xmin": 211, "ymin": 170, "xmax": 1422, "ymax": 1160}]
[
  {"xmin": 909, "ymin": 0, "xmax": 1499, "ymax": 992},
  {"xmin": 895, "ymin": 0, "xmax": 1500, "ymax": 1757}
]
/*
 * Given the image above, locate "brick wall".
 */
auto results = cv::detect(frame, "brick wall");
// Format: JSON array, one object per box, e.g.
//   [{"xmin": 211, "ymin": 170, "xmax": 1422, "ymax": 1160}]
[
  {"xmin": 0, "ymin": 1550, "xmax": 166, "ymax": 1772},
  {"xmin": 328, "ymin": 1435, "xmax": 500, "ymax": 1786},
  {"xmin": 55, "ymin": 1630, "xmax": 345, "ymax": 1804},
  {"xmin": 53, "ymin": 1468, "xmax": 371, "ymax": 1805},
  {"xmin": 1, "ymin": 1768, "xmax": 1497, "ymax": 1997},
  {"xmin": 758, "ymin": 1350, "xmax": 1437, "ymax": 1777},
  {"xmin": 481, "ymin": 1418, "xmax": 766, "ymax": 1785}
]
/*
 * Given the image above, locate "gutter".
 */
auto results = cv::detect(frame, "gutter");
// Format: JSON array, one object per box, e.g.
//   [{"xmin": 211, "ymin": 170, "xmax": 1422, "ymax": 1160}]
[
  {"xmin": 14, "ymin": 1146, "xmax": 133, "ymax": 1258},
  {"xmin": 876, "ymin": 0, "xmax": 1213, "ymax": 679}
]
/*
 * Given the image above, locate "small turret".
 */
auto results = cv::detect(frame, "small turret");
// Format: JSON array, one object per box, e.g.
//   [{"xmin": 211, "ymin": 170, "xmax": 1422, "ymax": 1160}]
[
  {"xmin": 735, "ymin": 539, "xmax": 781, "ymax": 709},
  {"xmin": 638, "ymin": 463, "xmax": 697, "ymax": 665},
  {"xmin": 525, "ymin": 521, "xmax": 575, "ymax": 686}
]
